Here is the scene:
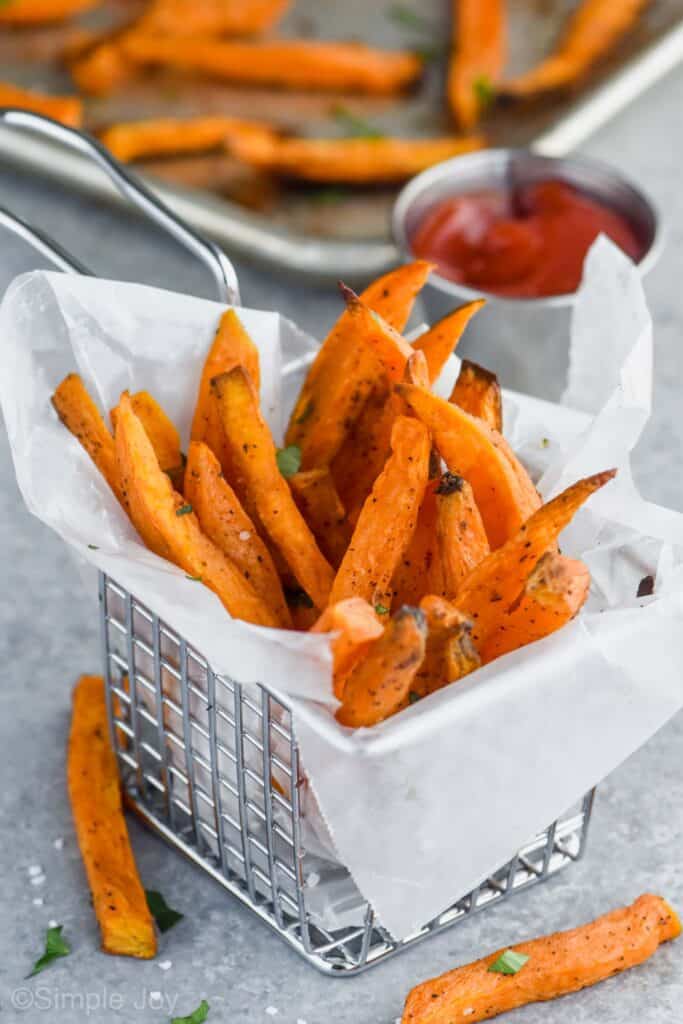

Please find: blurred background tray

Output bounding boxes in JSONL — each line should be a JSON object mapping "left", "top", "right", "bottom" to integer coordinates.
{"left": 2, "top": 0, "right": 683, "bottom": 282}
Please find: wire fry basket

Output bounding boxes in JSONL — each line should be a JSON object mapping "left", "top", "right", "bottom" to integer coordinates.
{"left": 100, "top": 574, "right": 594, "bottom": 975}
{"left": 2, "top": 109, "right": 595, "bottom": 976}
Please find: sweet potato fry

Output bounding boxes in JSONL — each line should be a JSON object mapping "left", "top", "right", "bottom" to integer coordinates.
{"left": 100, "top": 116, "right": 274, "bottom": 163}
{"left": 336, "top": 606, "right": 427, "bottom": 727}
{"left": 185, "top": 442, "right": 291, "bottom": 627}
{"left": 391, "top": 480, "right": 444, "bottom": 608}
{"left": 52, "top": 373, "right": 122, "bottom": 502}
{"left": 312, "top": 597, "right": 384, "bottom": 700}
{"left": 139, "top": 0, "right": 290, "bottom": 37}
{"left": 115, "top": 393, "right": 279, "bottom": 627}
{"left": 0, "top": 82, "right": 82, "bottom": 128}
{"left": 112, "top": 390, "right": 184, "bottom": 491}
{"left": 435, "top": 472, "right": 490, "bottom": 597}
{"left": 341, "top": 287, "right": 415, "bottom": 382}
{"left": 402, "top": 893, "right": 680, "bottom": 1024}
{"left": 397, "top": 383, "right": 540, "bottom": 548}
{"left": 412, "top": 595, "right": 479, "bottom": 698}
{"left": 122, "top": 37, "right": 423, "bottom": 95}
{"left": 455, "top": 469, "right": 616, "bottom": 645}
{"left": 449, "top": 359, "right": 503, "bottom": 432}
{"left": 357, "top": 261, "right": 435, "bottom": 333}
{"left": 331, "top": 350, "right": 428, "bottom": 523}
{"left": 501, "top": 0, "right": 648, "bottom": 99}
{"left": 286, "top": 262, "right": 431, "bottom": 469}
{"left": 411, "top": 300, "right": 485, "bottom": 384}
{"left": 230, "top": 132, "right": 485, "bottom": 184}
{"left": 330, "top": 415, "right": 431, "bottom": 608}
{"left": 0, "top": 0, "right": 98, "bottom": 24}
{"left": 404, "top": 349, "right": 431, "bottom": 388}
{"left": 288, "top": 467, "right": 352, "bottom": 569}
{"left": 288, "top": 594, "right": 319, "bottom": 631}
{"left": 192, "top": 308, "right": 261, "bottom": 446}
{"left": 69, "top": 36, "right": 134, "bottom": 97}
{"left": 212, "top": 368, "right": 334, "bottom": 610}
{"left": 331, "top": 387, "right": 398, "bottom": 526}
{"left": 481, "top": 552, "right": 590, "bottom": 663}
{"left": 68, "top": 675, "right": 157, "bottom": 958}
{"left": 448, "top": 0, "right": 506, "bottom": 130}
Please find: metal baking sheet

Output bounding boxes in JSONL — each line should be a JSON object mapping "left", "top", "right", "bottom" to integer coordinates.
{"left": 1, "top": 0, "right": 682, "bottom": 282}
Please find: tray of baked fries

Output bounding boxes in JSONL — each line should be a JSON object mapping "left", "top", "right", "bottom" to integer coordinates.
{"left": 3, "top": 181, "right": 683, "bottom": 982}
{"left": 1, "top": 0, "right": 683, "bottom": 278}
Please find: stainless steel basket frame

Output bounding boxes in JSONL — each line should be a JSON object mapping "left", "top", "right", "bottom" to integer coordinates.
{"left": 2, "top": 111, "right": 594, "bottom": 975}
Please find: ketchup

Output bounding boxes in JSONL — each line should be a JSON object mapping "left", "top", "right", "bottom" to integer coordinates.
{"left": 411, "top": 180, "right": 644, "bottom": 299}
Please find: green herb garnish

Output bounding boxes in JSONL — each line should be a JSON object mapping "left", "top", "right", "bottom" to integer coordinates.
{"left": 186, "top": 574, "right": 203, "bottom": 582}
{"left": 332, "top": 105, "right": 385, "bottom": 140}
{"left": 374, "top": 603, "right": 390, "bottom": 615}
{"left": 488, "top": 949, "right": 529, "bottom": 975}
{"left": 88, "top": 543, "right": 99, "bottom": 550}
{"left": 473, "top": 74, "right": 496, "bottom": 108}
{"left": 408, "top": 691, "right": 421, "bottom": 705}
{"left": 416, "top": 43, "right": 447, "bottom": 63}
{"left": 145, "top": 889, "right": 184, "bottom": 933}
{"left": 540, "top": 437, "right": 550, "bottom": 448}
{"left": 276, "top": 444, "right": 302, "bottom": 478}
{"left": 175, "top": 503, "right": 193, "bottom": 516}
{"left": 172, "top": 1000, "right": 210, "bottom": 1024}
{"left": 27, "top": 925, "right": 70, "bottom": 978}
{"left": 387, "top": 3, "right": 431, "bottom": 31}
{"left": 309, "top": 188, "right": 348, "bottom": 207}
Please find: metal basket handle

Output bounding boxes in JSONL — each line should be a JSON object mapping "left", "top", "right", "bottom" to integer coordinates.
{"left": 0, "top": 108, "right": 240, "bottom": 304}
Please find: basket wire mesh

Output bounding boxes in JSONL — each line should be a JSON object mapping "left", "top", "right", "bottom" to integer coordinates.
{"left": 100, "top": 573, "right": 594, "bottom": 976}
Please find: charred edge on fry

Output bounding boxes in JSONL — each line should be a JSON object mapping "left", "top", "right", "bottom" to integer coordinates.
{"left": 435, "top": 471, "right": 465, "bottom": 496}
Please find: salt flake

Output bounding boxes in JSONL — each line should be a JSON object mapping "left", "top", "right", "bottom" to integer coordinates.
{"left": 265, "top": 1008, "right": 279, "bottom": 1017}
{"left": 30, "top": 874, "right": 46, "bottom": 886}
{"left": 28, "top": 865, "right": 43, "bottom": 877}
{"left": 239, "top": 530, "right": 251, "bottom": 541}
{"left": 158, "top": 960, "right": 173, "bottom": 971}
{"left": 53, "top": 837, "right": 64, "bottom": 850}
{"left": 306, "top": 872, "right": 320, "bottom": 888}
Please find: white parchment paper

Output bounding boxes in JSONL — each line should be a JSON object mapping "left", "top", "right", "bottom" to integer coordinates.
{"left": 2, "top": 237, "right": 683, "bottom": 940}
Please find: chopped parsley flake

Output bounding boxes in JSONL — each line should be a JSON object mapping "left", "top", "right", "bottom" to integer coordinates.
{"left": 172, "top": 1000, "right": 210, "bottom": 1024}
{"left": 332, "top": 105, "right": 385, "bottom": 140}
{"left": 146, "top": 889, "right": 184, "bottom": 933}
{"left": 473, "top": 74, "right": 496, "bottom": 107}
{"left": 27, "top": 925, "right": 70, "bottom": 978}
{"left": 276, "top": 444, "right": 302, "bottom": 478}
{"left": 387, "top": 3, "right": 431, "bottom": 31}
{"left": 488, "top": 949, "right": 529, "bottom": 975}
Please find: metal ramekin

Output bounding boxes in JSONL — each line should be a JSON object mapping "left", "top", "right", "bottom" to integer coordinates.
{"left": 392, "top": 149, "right": 663, "bottom": 399}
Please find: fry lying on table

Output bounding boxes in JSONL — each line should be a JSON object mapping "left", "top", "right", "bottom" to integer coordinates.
{"left": 402, "top": 894, "right": 680, "bottom": 1023}
{"left": 52, "top": 261, "right": 615, "bottom": 728}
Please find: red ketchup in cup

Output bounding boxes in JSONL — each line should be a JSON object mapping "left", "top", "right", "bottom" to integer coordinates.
{"left": 411, "top": 179, "right": 645, "bottom": 299}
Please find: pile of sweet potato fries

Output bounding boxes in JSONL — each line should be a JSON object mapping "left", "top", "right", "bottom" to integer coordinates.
{"left": 0, "top": 0, "right": 650, "bottom": 186}
{"left": 52, "top": 261, "right": 615, "bottom": 727}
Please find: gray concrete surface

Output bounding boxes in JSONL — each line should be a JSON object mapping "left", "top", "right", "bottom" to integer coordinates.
{"left": 1, "top": 64, "right": 683, "bottom": 1024}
